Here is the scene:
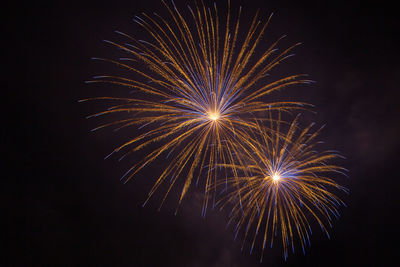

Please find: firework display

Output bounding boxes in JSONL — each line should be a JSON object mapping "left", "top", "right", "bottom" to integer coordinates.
{"left": 84, "top": 0, "right": 310, "bottom": 213}
{"left": 84, "top": 0, "right": 346, "bottom": 260}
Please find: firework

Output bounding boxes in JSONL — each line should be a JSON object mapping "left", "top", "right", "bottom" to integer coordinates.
{"left": 83, "top": 0, "right": 311, "bottom": 212}
{"left": 216, "top": 114, "right": 348, "bottom": 260}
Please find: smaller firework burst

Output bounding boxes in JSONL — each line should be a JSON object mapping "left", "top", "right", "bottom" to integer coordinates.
{"left": 215, "top": 113, "right": 348, "bottom": 261}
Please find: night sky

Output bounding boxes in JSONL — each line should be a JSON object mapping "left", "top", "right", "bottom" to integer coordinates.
{"left": 5, "top": 0, "right": 400, "bottom": 266}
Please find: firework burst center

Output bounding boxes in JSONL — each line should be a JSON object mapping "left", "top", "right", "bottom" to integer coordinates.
{"left": 208, "top": 112, "right": 220, "bottom": 121}
{"left": 272, "top": 172, "right": 281, "bottom": 182}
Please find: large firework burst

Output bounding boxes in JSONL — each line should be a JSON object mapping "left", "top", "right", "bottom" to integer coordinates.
{"left": 216, "top": 114, "right": 348, "bottom": 260}
{"left": 83, "top": 0, "right": 311, "bottom": 212}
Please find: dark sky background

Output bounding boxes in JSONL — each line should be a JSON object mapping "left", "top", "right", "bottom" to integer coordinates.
{"left": 5, "top": 0, "right": 400, "bottom": 266}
